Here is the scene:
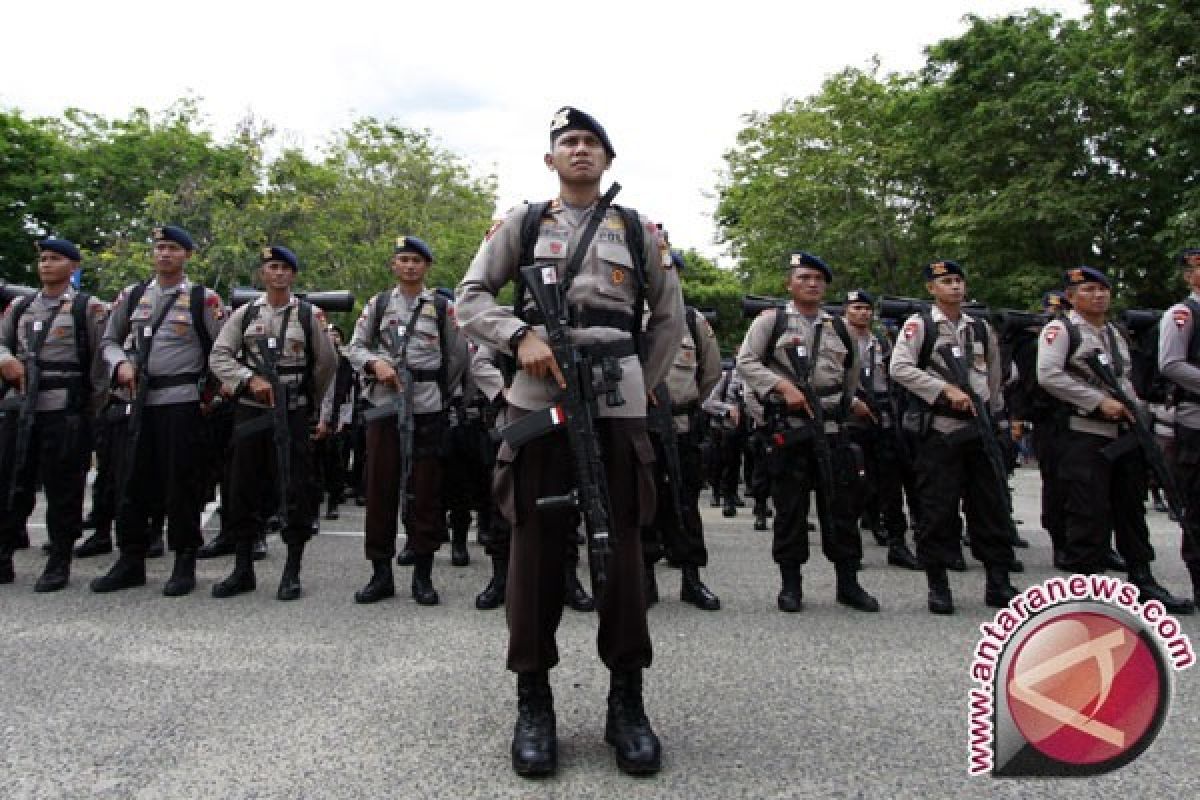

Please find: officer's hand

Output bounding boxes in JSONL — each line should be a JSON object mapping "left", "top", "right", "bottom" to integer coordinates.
{"left": 371, "top": 359, "right": 401, "bottom": 390}
{"left": 850, "top": 397, "right": 877, "bottom": 423}
{"left": 728, "top": 407, "right": 741, "bottom": 427}
{"left": 647, "top": 390, "right": 659, "bottom": 407}
{"left": 517, "top": 334, "right": 566, "bottom": 390}
{"left": 314, "top": 421, "right": 330, "bottom": 440}
{"left": 941, "top": 385, "right": 974, "bottom": 414}
{"left": 775, "top": 381, "right": 812, "bottom": 416}
{"left": 0, "top": 359, "right": 25, "bottom": 393}
{"left": 1098, "top": 397, "right": 1133, "bottom": 423}
{"left": 115, "top": 361, "right": 137, "bottom": 393}
{"left": 247, "top": 375, "right": 274, "bottom": 406}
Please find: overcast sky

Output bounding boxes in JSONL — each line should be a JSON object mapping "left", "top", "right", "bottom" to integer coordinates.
{"left": 3, "top": 0, "right": 1085, "bottom": 262}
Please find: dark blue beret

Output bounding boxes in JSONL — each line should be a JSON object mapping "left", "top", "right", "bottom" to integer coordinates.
{"left": 1064, "top": 266, "right": 1110, "bottom": 289}
{"left": 1180, "top": 248, "right": 1200, "bottom": 268}
{"left": 152, "top": 225, "right": 195, "bottom": 251}
{"left": 670, "top": 250, "right": 687, "bottom": 272}
{"left": 845, "top": 289, "right": 874, "bottom": 306}
{"left": 550, "top": 106, "right": 615, "bottom": 159}
{"left": 786, "top": 251, "right": 832, "bottom": 281}
{"left": 923, "top": 260, "right": 964, "bottom": 281}
{"left": 260, "top": 245, "right": 299, "bottom": 271}
{"left": 1041, "top": 290, "right": 1069, "bottom": 312}
{"left": 395, "top": 235, "right": 434, "bottom": 262}
{"left": 434, "top": 286, "right": 455, "bottom": 301}
{"left": 37, "top": 238, "right": 81, "bottom": 262}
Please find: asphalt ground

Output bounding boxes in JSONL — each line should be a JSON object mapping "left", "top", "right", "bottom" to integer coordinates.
{"left": 2, "top": 465, "right": 1198, "bottom": 799}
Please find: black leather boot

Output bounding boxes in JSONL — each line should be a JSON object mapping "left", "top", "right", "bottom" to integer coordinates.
{"left": 252, "top": 532, "right": 268, "bottom": 561}
{"left": 680, "top": 565, "right": 720, "bottom": 610}
{"left": 211, "top": 543, "right": 256, "bottom": 598}
{"left": 451, "top": 526, "right": 470, "bottom": 567}
{"left": 162, "top": 550, "right": 197, "bottom": 597}
{"left": 1104, "top": 548, "right": 1127, "bottom": 572}
{"left": 1128, "top": 563, "right": 1195, "bottom": 615}
{"left": 709, "top": 489, "right": 721, "bottom": 508}
{"left": 887, "top": 541, "right": 920, "bottom": 570}
{"left": 411, "top": 553, "right": 439, "bottom": 605}
{"left": 396, "top": 544, "right": 416, "bottom": 566}
{"left": 753, "top": 507, "right": 769, "bottom": 531}
{"left": 17, "top": 529, "right": 31, "bottom": 549}
{"left": 146, "top": 533, "right": 165, "bottom": 559}
{"left": 355, "top": 559, "right": 396, "bottom": 604}
{"left": 605, "top": 670, "right": 662, "bottom": 776}
{"left": 926, "top": 566, "right": 954, "bottom": 615}
{"left": 948, "top": 549, "right": 968, "bottom": 572}
{"left": 90, "top": 555, "right": 147, "bottom": 593}
{"left": 74, "top": 531, "right": 113, "bottom": 558}
{"left": 34, "top": 550, "right": 71, "bottom": 593}
{"left": 721, "top": 497, "right": 737, "bottom": 518}
{"left": 1190, "top": 564, "right": 1200, "bottom": 607}
{"left": 984, "top": 563, "right": 1019, "bottom": 609}
{"left": 644, "top": 564, "right": 659, "bottom": 607}
{"left": 835, "top": 561, "right": 880, "bottom": 612}
{"left": 324, "top": 498, "right": 339, "bottom": 520}
{"left": 475, "top": 556, "right": 507, "bottom": 610}
{"left": 277, "top": 542, "right": 304, "bottom": 601}
{"left": 0, "top": 551, "right": 13, "bottom": 584}
{"left": 511, "top": 671, "right": 556, "bottom": 777}
{"left": 777, "top": 562, "right": 802, "bottom": 612}
{"left": 564, "top": 564, "right": 594, "bottom": 612}
{"left": 197, "top": 531, "right": 236, "bottom": 559}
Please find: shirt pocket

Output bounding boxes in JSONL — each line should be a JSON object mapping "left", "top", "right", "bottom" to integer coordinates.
{"left": 593, "top": 241, "right": 637, "bottom": 305}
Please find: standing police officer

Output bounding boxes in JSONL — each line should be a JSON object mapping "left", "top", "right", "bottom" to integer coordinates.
{"left": 456, "top": 106, "right": 682, "bottom": 777}
{"left": 207, "top": 246, "right": 337, "bottom": 600}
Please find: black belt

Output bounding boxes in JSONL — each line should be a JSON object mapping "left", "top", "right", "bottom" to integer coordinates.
{"left": 520, "top": 308, "right": 636, "bottom": 333}
{"left": 1177, "top": 389, "right": 1200, "bottom": 405}
{"left": 278, "top": 365, "right": 306, "bottom": 376}
{"left": 36, "top": 359, "right": 82, "bottom": 371}
{"left": 932, "top": 406, "right": 974, "bottom": 421}
{"left": 671, "top": 402, "right": 698, "bottom": 416}
{"left": 409, "top": 368, "right": 441, "bottom": 383}
{"left": 39, "top": 375, "right": 84, "bottom": 392}
{"left": 146, "top": 372, "right": 201, "bottom": 390}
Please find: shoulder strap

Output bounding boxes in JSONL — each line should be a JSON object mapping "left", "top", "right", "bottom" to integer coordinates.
{"left": 613, "top": 204, "right": 647, "bottom": 353}
{"left": 1185, "top": 298, "right": 1200, "bottom": 363}
{"left": 299, "top": 299, "right": 314, "bottom": 373}
{"left": 6, "top": 294, "right": 37, "bottom": 355}
{"left": 685, "top": 306, "right": 699, "bottom": 348}
{"left": 1103, "top": 322, "right": 1126, "bottom": 377}
{"left": 433, "top": 292, "right": 449, "bottom": 397}
{"left": 190, "top": 285, "right": 213, "bottom": 355}
{"left": 969, "top": 317, "right": 990, "bottom": 362}
{"left": 916, "top": 310, "right": 937, "bottom": 370}
{"left": 126, "top": 280, "right": 149, "bottom": 320}
{"left": 829, "top": 315, "right": 854, "bottom": 367}
{"left": 762, "top": 307, "right": 789, "bottom": 366}
{"left": 240, "top": 303, "right": 262, "bottom": 336}
{"left": 515, "top": 202, "right": 552, "bottom": 323}
{"left": 368, "top": 290, "right": 391, "bottom": 349}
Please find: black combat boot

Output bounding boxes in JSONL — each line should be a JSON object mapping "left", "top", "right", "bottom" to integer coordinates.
{"left": 1104, "top": 548, "right": 1127, "bottom": 572}
{"left": 74, "top": 530, "right": 113, "bottom": 558}
{"left": 34, "top": 550, "right": 71, "bottom": 593}
{"left": 411, "top": 553, "right": 439, "bottom": 605}
{"left": 709, "top": 489, "right": 721, "bottom": 508}
{"left": 564, "top": 564, "right": 594, "bottom": 612}
{"left": 605, "top": 669, "right": 662, "bottom": 776}
{"left": 777, "top": 562, "right": 802, "bottom": 612}
{"left": 753, "top": 505, "right": 769, "bottom": 531}
{"left": 680, "top": 565, "right": 720, "bottom": 611}
{"left": 276, "top": 542, "right": 304, "bottom": 601}
{"left": 0, "top": 551, "right": 13, "bottom": 584}
{"left": 82, "top": 511, "right": 98, "bottom": 530}
{"left": 1190, "top": 564, "right": 1200, "bottom": 608}
{"left": 211, "top": 542, "right": 256, "bottom": 598}
{"left": 90, "top": 555, "right": 147, "bottom": 593}
{"left": 511, "top": 671, "right": 556, "bottom": 777}
{"left": 355, "top": 559, "right": 396, "bottom": 604}
{"left": 948, "top": 549, "right": 968, "bottom": 572}
{"left": 146, "top": 534, "right": 165, "bottom": 559}
{"left": 252, "top": 532, "right": 268, "bottom": 561}
{"left": 721, "top": 496, "right": 737, "bottom": 518}
{"left": 926, "top": 566, "right": 954, "bottom": 614}
{"left": 835, "top": 561, "right": 881, "bottom": 612}
{"left": 162, "top": 550, "right": 197, "bottom": 597}
{"left": 197, "top": 531, "right": 236, "bottom": 559}
{"left": 324, "top": 498, "right": 339, "bottom": 521}
{"left": 475, "top": 556, "right": 507, "bottom": 610}
{"left": 17, "top": 529, "right": 31, "bottom": 550}
{"left": 644, "top": 564, "right": 659, "bottom": 607}
{"left": 887, "top": 540, "right": 920, "bottom": 570}
{"left": 451, "top": 525, "right": 470, "bottom": 567}
{"left": 984, "top": 563, "right": 1019, "bottom": 609}
{"left": 396, "top": 544, "right": 416, "bottom": 566}
{"left": 1128, "top": 563, "right": 1195, "bottom": 615}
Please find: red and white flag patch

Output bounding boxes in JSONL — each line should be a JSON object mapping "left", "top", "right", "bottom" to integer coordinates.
{"left": 1173, "top": 309, "right": 1190, "bottom": 329}
{"left": 902, "top": 321, "right": 918, "bottom": 340}
{"left": 1044, "top": 327, "right": 1059, "bottom": 344}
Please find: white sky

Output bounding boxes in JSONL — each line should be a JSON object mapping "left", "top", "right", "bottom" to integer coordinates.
{"left": 2, "top": 0, "right": 1086, "bottom": 262}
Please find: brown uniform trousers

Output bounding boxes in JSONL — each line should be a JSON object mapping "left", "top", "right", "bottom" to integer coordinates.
{"left": 364, "top": 412, "right": 446, "bottom": 560}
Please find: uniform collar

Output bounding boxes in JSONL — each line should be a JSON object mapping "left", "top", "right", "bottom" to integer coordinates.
{"left": 149, "top": 276, "right": 192, "bottom": 294}
{"left": 37, "top": 287, "right": 74, "bottom": 305}
{"left": 253, "top": 293, "right": 297, "bottom": 310}
{"left": 1067, "top": 308, "right": 1107, "bottom": 332}
{"left": 785, "top": 302, "right": 828, "bottom": 320}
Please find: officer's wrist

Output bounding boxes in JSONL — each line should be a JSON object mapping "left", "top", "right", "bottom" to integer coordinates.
{"left": 508, "top": 325, "right": 532, "bottom": 354}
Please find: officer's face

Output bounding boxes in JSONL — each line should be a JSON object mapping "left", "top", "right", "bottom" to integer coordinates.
{"left": 545, "top": 131, "right": 610, "bottom": 185}
{"left": 786, "top": 267, "right": 826, "bottom": 305}
{"left": 260, "top": 260, "right": 296, "bottom": 290}
{"left": 391, "top": 252, "right": 430, "bottom": 285}
{"left": 153, "top": 241, "right": 190, "bottom": 274}
{"left": 844, "top": 302, "right": 873, "bottom": 329}
{"left": 1185, "top": 264, "right": 1200, "bottom": 293}
{"left": 1068, "top": 282, "right": 1110, "bottom": 315}
{"left": 927, "top": 275, "right": 965, "bottom": 304}
{"left": 37, "top": 251, "right": 76, "bottom": 286}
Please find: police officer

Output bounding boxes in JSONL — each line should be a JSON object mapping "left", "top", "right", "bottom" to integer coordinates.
{"left": 207, "top": 246, "right": 337, "bottom": 600}
{"left": 890, "top": 260, "right": 1018, "bottom": 614}
{"left": 1160, "top": 248, "right": 1200, "bottom": 603}
{"left": 318, "top": 325, "right": 355, "bottom": 521}
{"left": 736, "top": 252, "right": 880, "bottom": 614}
{"left": 346, "top": 235, "right": 467, "bottom": 606}
{"left": 843, "top": 290, "right": 920, "bottom": 570}
{"left": 0, "top": 238, "right": 108, "bottom": 590}
{"left": 91, "top": 225, "right": 224, "bottom": 596}
{"left": 456, "top": 106, "right": 681, "bottom": 777}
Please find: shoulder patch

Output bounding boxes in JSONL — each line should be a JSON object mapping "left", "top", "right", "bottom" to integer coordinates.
{"left": 902, "top": 320, "right": 918, "bottom": 340}
{"left": 314, "top": 307, "right": 327, "bottom": 324}
{"left": 1044, "top": 326, "right": 1060, "bottom": 344}
{"left": 484, "top": 219, "right": 503, "bottom": 242}
{"left": 1173, "top": 308, "right": 1190, "bottom": 328}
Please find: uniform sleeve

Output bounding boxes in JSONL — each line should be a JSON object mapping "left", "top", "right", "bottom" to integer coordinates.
{"left": 208, "top": 305, "right": 252, "bottom": 393}
{"left": 1036, "top": 320, "right": 1105, "bottom": 413}
{"left": 456, "top": 208, "right": 528, "bottom": 353}
{"left": 469, "top": 343, "right": 506, "bottom": 403}
{"left": 309, "top": 307, "right": 338, "bottom": 404}
{"left": 100, "top": 286, "right": 133, "bottom": 380}
{"left": 702, "top": 371, "right": 733, "bottom": 417}
{"left": 0, "top": 301, "right": 19, "bottom": 366}
{"left": 695, "top": 315, "right": 722, "bottom": 402}
{"left": 87, "top": 298, "right": 111, "bottom": 413}
{"left": 1159, "top": 304, "right": 1200, "bottom": 396}
{"left": 633, "top": 214, "right": 684, "bottom": 392}
{"left": 736, "top": 311, "right": 786, "bottom": 399}
{"left": 888, "top": 314, "right": 945, "bottom": 405}
{"left": 202, "top": 290, "right": 226, "bottom": 349}
{"left": 984, "top": 321, "right": 1005, "bottom": 413}
{"left": 345, "top": 294, "right": 385, "bottom": 375}
{"left": 441, "top": 303, "right": 469, "bottom": 401}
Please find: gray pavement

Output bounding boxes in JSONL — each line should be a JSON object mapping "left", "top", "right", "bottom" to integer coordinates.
{"left": 2, "top": 465, "right": 1199, "bottom": 798}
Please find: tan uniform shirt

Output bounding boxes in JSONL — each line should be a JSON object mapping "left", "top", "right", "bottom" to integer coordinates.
{"left": 664, "top": 309, "right": 721, "bottom": 433}
{"left": 1159, "top": 293, "right": 1200, "bottom": 430}
{"left": 1037, "top": 309, "right": 1136, "bottom": 439}
{"left": 456, "top": 200, "right": 684, "bottom": 418}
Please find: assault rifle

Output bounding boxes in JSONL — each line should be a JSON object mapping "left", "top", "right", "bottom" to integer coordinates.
{"left": 361, "top": 326, "right": 416, "bottom": 521}
{"left": 233, "top": 325, "right": 293, "bottom": 534}
{"left": 5, "top": 294, "right": 59, "bottom": 506}
{"left": 646, "top": 382, "right": 686, "bottom": 533}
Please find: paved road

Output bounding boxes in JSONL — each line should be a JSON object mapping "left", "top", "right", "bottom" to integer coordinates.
{"left": 2, "top": 466, "right": 1198, "bottom": 798}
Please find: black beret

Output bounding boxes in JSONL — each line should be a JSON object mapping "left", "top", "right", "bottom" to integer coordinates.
{"left": 152, "top": 225, "right": 195, "bottom": 251}
{"left": 845, "top": 289, "right": 874, "bottom": 306}
{"left": 1064, "top": 266, "right": 1110, "bottom": 289}
{"left": 435, "top": 286, "right": 455, "bottom": 301}
{"left": 1041, "top": 290, "right": 1069, "bottom": 312}
{"left": 394, "top": 235, "right": 434, "bottom": 262}
{"left": 37, "top": 237, "right": 81, "bottom": 262}
{"left": 550, "top": 106, "right": 615, "bottom": 159}
{"left": 924, "top": 259, "right": 965, "bottom": 280}
{"left": 260, "top": 245, "right": 299, "bottom": 271}
{"left": 786, "top": 251, "right": 832, "bottom": 281}
{"left": 1180, "top": 248, "right": 1200, "bottom": 268}
{"left": 670, "top": 250, "right": 687, "bottom": 272}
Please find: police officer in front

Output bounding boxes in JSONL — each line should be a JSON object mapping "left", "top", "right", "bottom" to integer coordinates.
{"left": 736, "top": 253, "right": 880, "bottom": 614}
{"left": 346, "top": 235, "right": 466, "bottom": 606}
{"left": 91, "top": 225, "right": 225, "bottom": 596}
{"left": 208, "top": 246, "right": 337, "bottom": 600}
{"left": 1160, "top": 247, "right": 1200, "bottom": 604}
{"left": 0, "top": 238, "right": 108, "bottom": 590}
{"left": 890, "top": 259, "right": 1018, "bottom": 614}
{"left": 456, "top": 107, "right": 682, "bottom": 777}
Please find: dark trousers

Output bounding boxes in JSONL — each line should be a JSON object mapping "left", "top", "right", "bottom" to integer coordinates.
{"left": 364, "top": 412, "right": 445, "bottom": 560}
{"left": 1033, "top": 418, "right": 1065, "bottom": 551}
{"left": 88, "top": 411, "right": 117, "bottom": 529}
{"left": 114, "top": 402, "right": 205, "bottom": 556}
{"left": 318, "top": 430, "right": 348, "bottom": 504}
{"left": 850, "top": 425, "right": 908, "bottom": 541}
{"left": 226, "top": 405, "right": 320, "bottom": 546}
{"left": 914, "top": 430, "right": 1015, "bottom": 570}
{"left": 443, "top": 417, "right": 494, "bottom": 538}
{"left": 496, "top": 417, "right": 655, "bottom": 674}
{"left": 719, "top": 427, "right": 747, "bottom": 501}
{"left": 643, "top": 429, "right": 708, "bottom": 567}
{"left": 1177, "top": 425, "right": 1200, "bottom": 568}
{"left": 0, "top": 410, "right": 90, "bottom": 555}
{"left": 1058, "top": 429, "right": 1155, "bottom": 572}
{"left": 766, "top": 430, "right": 863, "bottom": 566}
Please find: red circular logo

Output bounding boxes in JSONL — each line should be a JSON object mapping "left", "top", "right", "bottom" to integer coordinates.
{"left": 1005, "top": 611, "right": 1165, "bottom": 767}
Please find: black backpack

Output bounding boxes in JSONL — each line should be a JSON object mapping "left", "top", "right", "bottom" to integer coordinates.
{"left": 1005, "top": 321, "right": 1079, "bottom": 422}
{"left": 1127, "top": 299, "right": 1200, "bottom": 404}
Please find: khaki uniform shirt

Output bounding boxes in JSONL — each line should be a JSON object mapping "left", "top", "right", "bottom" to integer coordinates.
{"left": 1037, "top": 309, "right": 1136, "bottom": 439}
{"left": 455, "top": 200, "right": 684, "bottom": 418}
{"left": 664, "top": 309, "right": 721, "bottom": 433}
{"left": 846, "top": 328, "right": 891, "bottom": 430}
{"left": 1159, "top": 292, "right": 1200, "bottom": 430}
